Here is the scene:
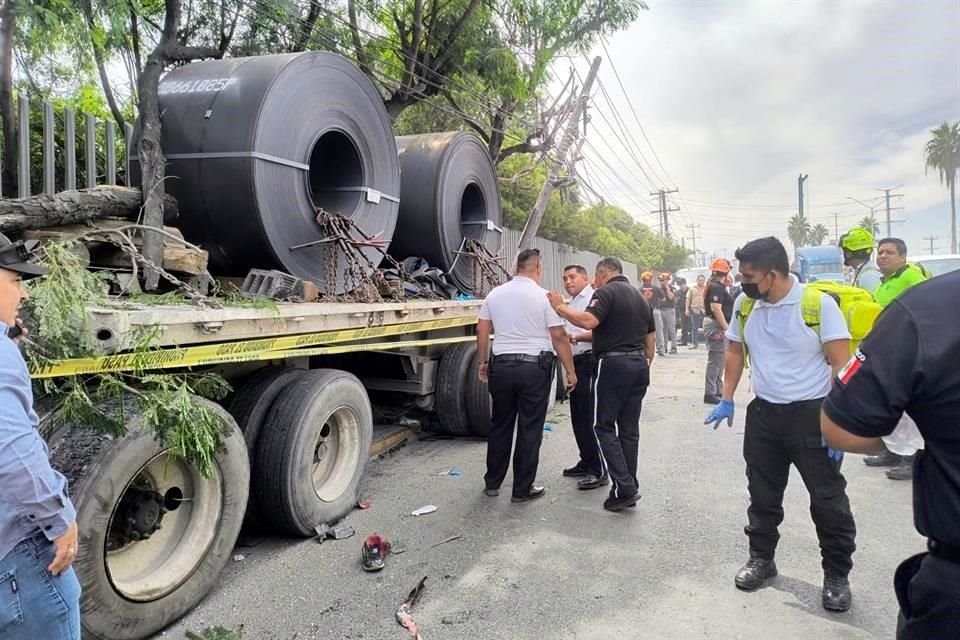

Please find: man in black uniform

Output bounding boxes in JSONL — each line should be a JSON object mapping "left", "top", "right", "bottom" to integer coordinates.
{"left": 821, "top": 270, "right": 960, "bottom": 639}
{"left": 548, "top": 257, "right": 657, "bottom": 512}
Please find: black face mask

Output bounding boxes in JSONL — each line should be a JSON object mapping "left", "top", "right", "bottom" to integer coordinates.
{"left": 740, "top": 273, "right": 772, "bottom": 301}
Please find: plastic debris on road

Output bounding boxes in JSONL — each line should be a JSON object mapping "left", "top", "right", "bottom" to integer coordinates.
{"left": 543, "top": 424, "right": 554, "bottom": 432}
{"left": 314, "top": 523, "right": 356, "bottom": 543}
{"left": 396, "top": 576, "right": 427, "bottom": 639}
{"left": 232, "top": 554, "right": 245, "bottom": 562}
{"left": 356, "top": 500, "right": 372, "bottom": 510}
{"left": 411, "top": 505, "right": 437, "bottom": 516}
{"left": 436, "top": 468, "right": 462, "bottom": 476}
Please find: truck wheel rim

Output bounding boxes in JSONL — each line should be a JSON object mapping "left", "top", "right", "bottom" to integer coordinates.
{"left": 105, "top": 453, "right": 224, "bottom": 602}
{"left": 312, "top": 405, "right": 361, "bottom": 502}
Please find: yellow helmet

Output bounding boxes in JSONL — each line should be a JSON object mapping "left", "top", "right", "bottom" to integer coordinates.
{"left": 841, "top": 227, "right": 875, "bottom": 252}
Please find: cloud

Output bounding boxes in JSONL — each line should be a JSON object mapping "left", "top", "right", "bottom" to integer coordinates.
{"left": 576, "top": 0, "right": 960, "bottom": 256}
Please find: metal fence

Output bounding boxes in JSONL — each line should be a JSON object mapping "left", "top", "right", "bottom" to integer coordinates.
{"left": 2, "top": 95, "right": 133, "bottom": 198}
{"left": 500, "top": 228, "right": 639, "bottom": 291}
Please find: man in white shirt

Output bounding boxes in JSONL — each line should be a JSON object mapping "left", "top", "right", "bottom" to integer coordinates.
{"left": 477, "top": 249, "right": 577, "bottom": 503}
{"left": 704, "top": 236, "right": 858, "bottom": 612}
{"left": 558, "top": 264, "right": 604, "bottom": 489}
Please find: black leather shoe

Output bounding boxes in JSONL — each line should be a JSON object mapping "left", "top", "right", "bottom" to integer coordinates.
{"left": 603, "top": 492, "right": 640, "bottom": 512}
{"left": 864, "top": 450, "right": 901, "bottom": 467}
{"left": 734, "top": 558, "right": 778, "bottom": 591}
{"left": 484, "top": 488, "right": 500, "bottom": 497}
{"left": 704, "top": 394, "right": 721, "bottom": 405}
{"left": 577, "top": 474, "right": 609, "bottom": 490}
{"left": 822, "top": 574, "right": 852, "bottom": 612}
{"left": 511, "top": 486, "right": 545, "bottom": 503}
{"left": 886, "top": 457, "right": 914, "bottom": 481}
{"left": 563, "top": 463, "right": 588, "bottom": 477}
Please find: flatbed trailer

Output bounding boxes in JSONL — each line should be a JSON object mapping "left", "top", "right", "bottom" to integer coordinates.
{"left": 41, "top": 297, "right": 491, "bottom": 640}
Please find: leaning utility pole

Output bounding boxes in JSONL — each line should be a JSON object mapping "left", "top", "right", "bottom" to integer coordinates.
{"left": 650, "top": 188, "right": 679, "bottom": 238}
{"left": 878, "top": 186, "right": 904, "bottom": 237}
{"left": 798, "top": 174, "right": 808, "bottom": 220}
{"left": 518, "top": 56, "right": 602, "bottom": 250}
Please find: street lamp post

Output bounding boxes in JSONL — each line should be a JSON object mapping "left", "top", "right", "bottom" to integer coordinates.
{"left": 845, "top": 196, "right": 882, "bottom": 234}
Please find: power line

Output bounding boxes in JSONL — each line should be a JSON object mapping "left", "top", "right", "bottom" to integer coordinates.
{"left": 924, "top": 235, "right": 939, "bottom": 255}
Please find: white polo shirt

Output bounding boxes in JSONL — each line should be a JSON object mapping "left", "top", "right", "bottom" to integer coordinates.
{"left": 564, "top": 284, "right": 595, "bottom": 356}
{"left": 479, "top": 276, "right": 564, "bottom": 356}
{"left": 726, "top": 276, "right": 850, "bottom": 404}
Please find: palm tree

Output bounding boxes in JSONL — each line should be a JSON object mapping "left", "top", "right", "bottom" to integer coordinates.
{"left": 787, "top": 214, "right": 811, "bottom": 247}
{"left": 924, "top": 121, "right": 960, "bottom": 253}
{"left": 809, "top": 223, "right": 830, "bottom": 246}
{"left": 858, "top": 216, "right": 880, "bottom": 236}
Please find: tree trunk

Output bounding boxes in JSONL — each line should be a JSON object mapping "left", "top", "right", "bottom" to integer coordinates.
{"left": 0, "top": 0, "right": 16, "bottom": 197}
{"left": 0, "top": 186, "right": 178, "bottom": 232}
{"left": 138, "top": 0, "right": 221, "bottom": 290}
{"left": 293, "top": 0, "right": 321, "bottom": 52}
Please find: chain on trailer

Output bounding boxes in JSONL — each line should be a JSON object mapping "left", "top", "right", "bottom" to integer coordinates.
{"left": 463, "top": 238, "right": 510, "bottom": 297}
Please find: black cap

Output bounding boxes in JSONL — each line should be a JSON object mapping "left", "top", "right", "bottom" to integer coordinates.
{"left": 0, "top": 233, "right": 48, "bottom": 279}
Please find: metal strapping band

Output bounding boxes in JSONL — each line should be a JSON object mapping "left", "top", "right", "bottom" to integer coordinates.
{"left": 132, "top": 151, "right": 310, "bottom": 171}
{"left": 319, "top": 187, "right": 401, "bottom": 204}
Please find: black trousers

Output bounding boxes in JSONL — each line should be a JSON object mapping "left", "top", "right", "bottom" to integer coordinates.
{"left": 895, "top": 550, "right": 960, "bottom": 639}
{"left": 743, "top": 398, "right": 857, "bottom": 575}
{"left": 569, "top": 353, "right": 601, "bottom": 476}
{"left": 485, "top": 358, "right": 552, "bottom": 496}
{"left": 594, "top": 354, "right": 649, "bottom": 499}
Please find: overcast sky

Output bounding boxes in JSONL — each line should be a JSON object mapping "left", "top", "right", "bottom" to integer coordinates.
{"left": 573, "top": 0, "right": 960, "bottom": 260}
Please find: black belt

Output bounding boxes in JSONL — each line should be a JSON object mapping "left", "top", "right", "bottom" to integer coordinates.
{"left": 599, "top": 349, "right": 644, "bottom": 358}
{"left": 753, "top": 397, "right": 823, "bottom": 415}
{"left": 573, "top": 351, "right": 594, "bottom": 360}
{"left": 493, "top": 353, "right": 540, "bottom": 363}
{"left": 928, "top": 540, "right": 960, "bottom": 564}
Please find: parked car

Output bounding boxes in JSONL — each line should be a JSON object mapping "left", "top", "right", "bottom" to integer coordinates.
{"left": 910, "top": 254, "right": 960, "bottom": 278}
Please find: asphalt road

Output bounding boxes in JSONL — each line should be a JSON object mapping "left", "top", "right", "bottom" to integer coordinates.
{"left": 163, "top": 347, "right": 922, "bottom": 640}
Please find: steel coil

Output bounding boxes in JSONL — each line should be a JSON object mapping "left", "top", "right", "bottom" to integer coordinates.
{"left": 392, "top": 132, "right": 502, "bottom": 293}
{"left": 135, "top": 52, "right": 400, "bottom": 293}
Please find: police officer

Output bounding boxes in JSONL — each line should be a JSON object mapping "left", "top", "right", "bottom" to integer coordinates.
{"left": 548, "top": 257, "right": 656, "bottom": 512}
{"left": 840, "top": 228, "right": 882, "bottom": 293}
{"left": 703, "top": 258, "right": 734, "bottom": 405}
{"left": 558, "top": 265, "right": 604, "bottom": 489}
{"left": 821, "top": 270, "right": 960, "bottom": 639}
{"left": 704, "top": 236, "right": 857, "bottom": 611}
{"left": 477, "top": 248, "right": 577, "bottom": 502}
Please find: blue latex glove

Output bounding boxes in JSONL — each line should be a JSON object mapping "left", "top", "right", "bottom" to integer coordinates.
{"left": 704, "top": 399, "right": 735, "bottom": 430}
{"left": 821, "top": 437, "right": 844, "bottom": 463}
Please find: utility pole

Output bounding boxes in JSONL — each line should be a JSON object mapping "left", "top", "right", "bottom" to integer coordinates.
{"left": 924, "top": 235, "right": 938, "bottom": 255}
{"left": 650, "top": 188, "right": 679, "bottom": 238}
{"left": 878, "top": 186, "right": 904, "bottom": 237}
{"left": 830, "top": 212, "right": 841, "bottom": 244}
{"left": 519, "top": 56, "right": 601, "bottom": 250}
{"left": 798, "top": 174, "right": 808, "bottom": 220}
{"left": 687, "top": 223, "right": 701, "bottom": 255}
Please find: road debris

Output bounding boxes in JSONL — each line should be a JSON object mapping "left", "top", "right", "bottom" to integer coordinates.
{"left": 430, "top": 534, "right": 462, "bottom": 548}
{"left": 411, "top": 505, "right": 437, "bottom": 516}
{"left": 356, "top": 500, "right": 372, "bottom": 510}
{"left": 314, "top": 523, "right": 356, "bottom": 543}
{"left": 396, "top": 576, "right": 427, "bottom": 639}
{"left": 436, "top": 467, "right": 462, "bottom": 476}
{"left": 543, "top": 424, "right": 554, "bottom": 432}
{"left": 231, "top": 554, "right": 245, "bottom": 562}
{"left": 362, "top": 534, "right": 391, "bottom": 572}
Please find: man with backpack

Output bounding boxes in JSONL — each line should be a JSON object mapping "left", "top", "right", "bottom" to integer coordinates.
{"left": 704, "top": 236, "right": 857, "bottom": 612}
{"left": 840, "top": 228, "right": 883, "bottom": 293}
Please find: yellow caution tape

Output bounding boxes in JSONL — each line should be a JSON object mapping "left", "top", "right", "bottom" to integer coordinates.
{"left": 31, "top": 315, "right": 477, "bottom": 378}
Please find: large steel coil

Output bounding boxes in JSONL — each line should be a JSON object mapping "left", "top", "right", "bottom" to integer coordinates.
{"left": 392, "top": 133, "right": 502, "bottom": 293}
{"left": 135, "top": 52, "right": 400, "bottom": 292}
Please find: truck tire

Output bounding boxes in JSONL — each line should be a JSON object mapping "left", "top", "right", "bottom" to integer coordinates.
{"left": 227, "top": 367, "right": 306, "bottom": 529}
{"left": 254, "top": 369, "right": 373, "bottom": 536}
{"left": 435, "top": 342, "right": 474, "bottom": 436}
{"left": 464, "top": 348, "right": 491, "bottom": 437}
{"left": 47, "top": 398, "right": 249, "bottom": 640}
